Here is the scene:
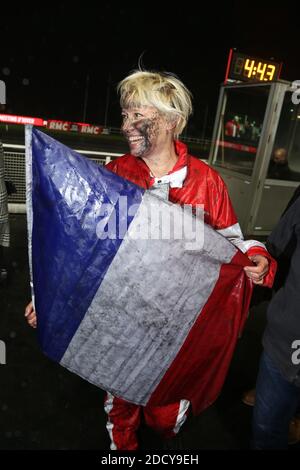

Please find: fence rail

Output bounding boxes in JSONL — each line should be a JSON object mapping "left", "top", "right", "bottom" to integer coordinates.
{"left": 4, "top": 139, "right": 211, "bottom": 214}
{"left": 3, "top": 144, "right": 122, "bottom": 214}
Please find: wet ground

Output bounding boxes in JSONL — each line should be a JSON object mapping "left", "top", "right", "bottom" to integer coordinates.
{"left": 0, "top": 214, "right": 299, "bottom": 451}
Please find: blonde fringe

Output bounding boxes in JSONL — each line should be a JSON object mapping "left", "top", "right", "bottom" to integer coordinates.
{"left": 117, "top": 70, "right": 193, "bottom": 136}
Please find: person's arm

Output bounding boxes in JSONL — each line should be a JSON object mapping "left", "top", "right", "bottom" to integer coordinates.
{"left": 209, "top": 172, "right": 276, "bottom": 287}
{"left": 216, "top": 223, "right": 275, "bottom": 286}
{"left": 266, "top": 196, "right": 300, "bottom": 259}
{"left": 25, "top": 301, "right": 37, "bottom": 328}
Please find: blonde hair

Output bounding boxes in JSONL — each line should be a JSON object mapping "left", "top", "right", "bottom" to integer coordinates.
{"left": 117, "top": 70, "right": 193, "bottom": 136}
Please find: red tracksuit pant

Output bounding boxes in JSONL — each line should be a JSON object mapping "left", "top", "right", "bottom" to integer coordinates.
{"left": 104, "top": 392, "right": 190, "bottom": 450}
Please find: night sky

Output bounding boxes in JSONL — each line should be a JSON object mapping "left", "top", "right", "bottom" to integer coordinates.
{"left": 1, "top": 1, "right": 299, "bottom": 137}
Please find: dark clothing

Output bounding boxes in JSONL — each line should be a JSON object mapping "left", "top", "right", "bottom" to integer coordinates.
{"left": 252, "top": 187, "right": 300, "bottom": 449}
{"left": 251, "top": 185, "right": 300, "bottom": 306}
{"left": 252, "top": 351, "right": 300, "bottom": 449}
{"left": 266, "top": 185, "right": 300, "bottom": 291}
{"left": 283, "top": 185, "right": 300, "bottom": 213}
{"left": 263, "top": 195, "right": 300, "bottom": 386}
{"left": 267, "top": 161, "right": 292, "bottom": 180}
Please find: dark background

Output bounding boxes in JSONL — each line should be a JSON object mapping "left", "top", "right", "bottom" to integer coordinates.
{"left": 1, "top": 3, "right": 300, "bottom": 450}
{"left": 1, "top": 1, "right": 299, "bottom": 138}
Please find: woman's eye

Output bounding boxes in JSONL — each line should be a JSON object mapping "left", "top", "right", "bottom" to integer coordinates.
{"left": 134, "top": 113, "right": 143, "bottom": 119}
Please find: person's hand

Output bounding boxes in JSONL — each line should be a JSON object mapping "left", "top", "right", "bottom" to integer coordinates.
{"left": 24, "top": 301, "right": 37, "bottom": 328}
{"left": 244, "top": 255, "right": 269, "bottom": 285}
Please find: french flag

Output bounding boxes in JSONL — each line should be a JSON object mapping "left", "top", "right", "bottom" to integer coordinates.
{"left": 25, "top": 127, "right": 253, "bottom": 415}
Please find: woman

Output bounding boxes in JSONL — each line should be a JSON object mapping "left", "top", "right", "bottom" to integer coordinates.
{"left": 25, "top": 69, "right": 275, "bottom": 450}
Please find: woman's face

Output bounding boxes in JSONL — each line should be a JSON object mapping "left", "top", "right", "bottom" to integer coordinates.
{"left": 121, "top": 105, "right": 168, "bottom": 158}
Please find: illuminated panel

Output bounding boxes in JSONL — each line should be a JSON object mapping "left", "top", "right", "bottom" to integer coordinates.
{"left": 0, "top": 114, "right": 46, "bottom": 126}
{"left": 227, "top": 52, "right": 282, "bottom": 83}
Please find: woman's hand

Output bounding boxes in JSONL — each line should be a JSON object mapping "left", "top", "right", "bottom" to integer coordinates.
{"left": 244, "top": 254, "right": 269, "bottom": 285}
{"left": 24, "top": 301, "right": 37, "bottom": 328}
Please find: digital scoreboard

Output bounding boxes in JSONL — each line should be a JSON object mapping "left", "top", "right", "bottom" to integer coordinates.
{"left": 225, "top": 50, "right": 282, "bottom": 83}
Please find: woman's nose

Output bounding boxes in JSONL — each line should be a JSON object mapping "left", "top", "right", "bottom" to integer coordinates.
{"left": 122, "top": 117, "right": 135, "bottom": 132}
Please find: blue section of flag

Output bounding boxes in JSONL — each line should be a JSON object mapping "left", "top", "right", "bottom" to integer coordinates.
{"left": 30, "top": 128, "right": 144, "bottom": 362}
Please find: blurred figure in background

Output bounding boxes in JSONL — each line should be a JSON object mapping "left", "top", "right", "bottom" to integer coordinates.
{"left": 225, "top": 115, "right": 240, "bottom": 138}
{"left": 268, "top": 147, "right": 292, "bottom": 180}
{"left": 0, "top": 138, "right": 10, "bottom": 283}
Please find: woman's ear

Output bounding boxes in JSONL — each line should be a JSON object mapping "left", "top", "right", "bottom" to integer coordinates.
{"left": 165, "top": 115, "right": 178, "bottom": 133}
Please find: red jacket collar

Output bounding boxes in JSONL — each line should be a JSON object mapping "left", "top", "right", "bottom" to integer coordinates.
{"left": 170, "top": 140, "right": 188, "bottom": 173}
{"left": 135, "top": 140, "right": 188, "bottom": 177}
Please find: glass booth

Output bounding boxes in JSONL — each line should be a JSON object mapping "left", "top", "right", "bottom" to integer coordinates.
{"left": 208, "top": 80, "right": 300, "bottom": 238}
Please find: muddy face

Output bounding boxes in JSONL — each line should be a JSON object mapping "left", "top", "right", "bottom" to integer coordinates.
{"left": 121, "top": 106, "right": 164, "bottom": 158}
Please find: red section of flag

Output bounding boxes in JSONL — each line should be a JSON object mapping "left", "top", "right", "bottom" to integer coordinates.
{"left": 148, "top": 249, "right": 253, "bottom": 414}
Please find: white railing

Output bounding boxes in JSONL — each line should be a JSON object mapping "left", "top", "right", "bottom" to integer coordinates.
{"left": 3, "top": 144, "right": 123, "bottom": 214}
{"left": 4, "top": 140, "right": 210, "bottom": 214}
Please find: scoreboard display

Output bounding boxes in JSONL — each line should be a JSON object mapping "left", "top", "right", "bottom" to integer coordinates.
{"left": 226, "top": 50, "right": 282, "bottom": 83}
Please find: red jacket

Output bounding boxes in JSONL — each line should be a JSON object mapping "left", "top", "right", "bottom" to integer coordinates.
{"left": 106, "top": 140, "right": 276, "bottom": 287}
